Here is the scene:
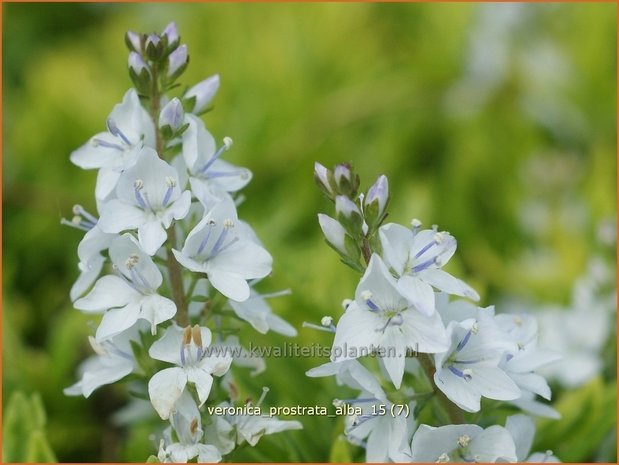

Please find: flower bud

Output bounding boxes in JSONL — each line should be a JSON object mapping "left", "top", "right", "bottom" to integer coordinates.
{"left": 314, "top": 162, "right": 335, "bottom": 200}
{"left": 145, "top": 34, "right": 164, "bottom": 61}
{"left": 128, "top": 52, "right": 151, "bottom": 93}
{"left": 364, "top": 174, "right": 389, "bottom": 230}
{"left": 125, "top": 30, "right": 143, "bottom": 53}
{"left": 162, "top": 22, "right": 180, "bottom": 49}
{"left": 318, "top": 214, "right": 361, "bottom": 264}
{"left": 167, "top": 44, "right": 188, "bottom": 81}
{"left": 333, "top": 163, "right": 360, "bottom": 198}
{"left": 184, "top": 74, "right": 220, "bottom": 114}
{"left": 335, "top": 195, "right": 364, "bottom": 237}
{"left": 159, "top": 98, "right": 185, "bottom": 139}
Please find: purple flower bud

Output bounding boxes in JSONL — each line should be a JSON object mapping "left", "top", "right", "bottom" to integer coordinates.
{"left": 365, "top": 175, "right": 389, "bottom": 213}
{"left": 167, "top": 44, "right": 188, "bottom": 78}
{"left": 162, "top": 22, "right": 179, "bottom": 46}
{"left": 128, "top": 52, "right": 148, "bottom": 74}
{"left": 125, "top": 31, "right": 142, "bottom": 52}
{"left": 159, "top": 98, "right": 185, "bottom": 132}
{"left": 318, "top": 214, "right": 347, "bottom": 255}
{"left": 184, "top": 74, "right": 220, "bottom": 114}
{"left": 146, "top": 33, "right": 161, "bottom": 48}
{"left": 314, "top": 162, "right": 334, "bottom": 197}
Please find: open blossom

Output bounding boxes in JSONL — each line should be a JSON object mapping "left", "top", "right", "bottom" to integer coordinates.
{"left": 332, "top": 254, "right": 449, "bottom": 388}
{"left": 98, "top": 147, "right": 191, "bottom": 255}
{"left": 228, "top": 288, "right": 297, "bottom": 337}
{"left": 504, "top": 414, "right": 560, "bottom": 462}
{"left": 70, "top": 89, "right": 156, "bottom": 200}
{"left": 180, "top": 114, "right": 251, "bottom": 207}
{"left": 410, "top": 424, "right": 517, "bottom": 463}
{"left": 74, "top": 234, "right": 176, "bottom": 340}
{"left": 173, "top": 197, "right": 272, "bottom": 301}
{"left": 379, "top": 222, "right": 479, "bottom": 316}
{"left": 433, "top": 309, "right": 520, "bottom": 412}
{"left": 158, "top": 392, "right": 222, "bottom": 463}
{"left": 148, "top": 324, "right": 233, "bottom": 420}
{"left": 64, "top": 324, "right": 144, "bottom": 397}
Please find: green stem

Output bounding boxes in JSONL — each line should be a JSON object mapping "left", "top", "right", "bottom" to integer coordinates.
{"left": 361, "top": 235, "right": 372, "bottom": 265}
{"left": 147, "top": 62, "right": 188, "bottom": 327}
{"left": 418, "top": 353, "right": 464, "bottom": 424}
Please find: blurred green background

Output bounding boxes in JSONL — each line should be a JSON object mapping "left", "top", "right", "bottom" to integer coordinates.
{"left": 3, "top": 2, "right": 616, "bottom": 462}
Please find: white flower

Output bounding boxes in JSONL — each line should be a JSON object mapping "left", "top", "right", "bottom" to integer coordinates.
{"left": 70, "top": 216, "right": 116, "bottom": 301}
{"left": 222, "top": 392, "right": 302, "bottom": 446}
{"left": 306, "top": 360, "right": 386, "bottom": 402}
{"left": 433, "top": 310, "right": 520, "bottom": 412}
{"left": 148, "top": 324, "right": 232, "bottom": 420}
{"left": 172, "top": 197, "right": 272, "bottom": 301}
{"left": 74, "top": 234, "right": 176, "bottom": 340}
{"left": 64, "top": 324, "right": 145, "bottom": 397}
{"left": 505, "top": 414, "right": 560, "bottom": 462}
{"left": 228, "top": 288, "right": 296, "bottom": 337}
{"left": 98, "top": 147, "right": 191, "bottom": 255}
{"left": 70, "top": 89, "right": 156, "bottom": 200}
{"left": 379, "top": 223, "right": 479, "bottom": 316}
{"left": 181, "top": 114, "right": 251, "bottom": 207}
{"left": 157, "top": 391, "right": 222, "bottom": 463}
{"left": 495, "top": 313, "right": 560, "bottom": 401}
{"left": 410, "top": 424, "right": 518, "bottom": 462}
{"left": 343, "top": 396, "right": 414, "bottom": 462}
{"left": 332, "top": 254, "right": 449, "bottom": 388}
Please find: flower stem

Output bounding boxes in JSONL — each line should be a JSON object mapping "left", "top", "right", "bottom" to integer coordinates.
{"left": 148, "top": 61, "right": 189, "bottom": 327}
{"left": 418, "top": 353, "right": 464, "bottom": 424}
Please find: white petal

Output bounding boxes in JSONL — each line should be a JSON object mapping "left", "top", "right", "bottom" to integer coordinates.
{"left": 148, "top": 367, "right": 188, "bottom": 420}
{"left": 149, "top": 325, "right": 184, "bottom": 365}
{"left": 186, "top": 368, "right": 214, "bottom": 406}
{"left": 98, "top": 200, "right": 147, "bottom": 233}
{"left": 420, "top": 268, "right": 480, "bottom": 301}
{"left": 81, "top": 357, "right": 134, "bottom": 397}
{"left": 208, "top": 270, "right": 251, "bottom": 301}
{"left": 210, "top": 241, "right": 272, "bottom": 279}
{"left": 163, "top": 190, "right": 191, "bottom": 226}
{"left": 138, "top": 220, "right": 168, "bottom": 255}
{"left": 410, "top": 424, "right": 482, "bottom": 462}
{"left": 265, "top": 313, "right": 297, "bottom": 337}
{"left": 505, "top": 414, "right": 535, "bottom": 461}
{"left": 366, "top": 417, "right": 390, "bottom": 462}
{"left": 468, "top": 365, "right": 521, "bottom": 401}
{"left": 74, "top": 275, "right": 140, "bottom": 313}
{"left": 70, "top": 133, "right": 119, "bottom": 169}
{"left": 96, "top": 303, "right": 142, "bottom": 341}
{"left": 468, "top": 425, "right": 517, "bottom": 462}
{"left": 378, "top": 223, "right": 413, "bottom": 275}
{"left": 355, "top": 254, "right": 404, "bottom": 311}
{"left": 139, "top": 294, "right": 177, "bottom": 334}
{"left": 95, "top": 168, "right": 122, "bottom": 200}
{"left": 172, "top": 248, "right": 208, "bottom": 274}
{"left": 434, "top": 368, "right": 481, "bottom": 412}
{"left": 70, "top": 255, "right": 105, "bottom": 301}
{"left": 109, "top": 233, "right": 163, "bottom": 289}
{"left": 400, "top": 309, "right": 450, "bottom": 353}
{"left": 397, "top": 275, "right": 436, "bottom": 316}
{"left": 509, "top": 372, "right": 551, "bottom": 400}
{"left": 331, "top": 304, "right": 382, "bottom": 362}
{"left": 379, "top": 327, "right": 408, "bottom": 388}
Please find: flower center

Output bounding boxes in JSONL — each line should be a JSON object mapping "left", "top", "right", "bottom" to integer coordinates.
{"left": 180, "top": 325, "right": 206, "bottom": 367}
{"left": 196, "top": 218, "right": 239, "bottom": 258}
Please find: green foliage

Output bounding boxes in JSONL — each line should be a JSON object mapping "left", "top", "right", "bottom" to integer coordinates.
{"left": 3, "top": 391, "right": 57, "bottom": 463}
{"left": 3, "top": 2, "right": 616, "bottom": 462}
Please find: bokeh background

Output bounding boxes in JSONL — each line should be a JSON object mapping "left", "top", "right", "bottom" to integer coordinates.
{"left": 3, "top": 2, "right": 616, "bottom": 462}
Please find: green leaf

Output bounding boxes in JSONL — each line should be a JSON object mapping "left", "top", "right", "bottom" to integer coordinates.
{"left": 146, "top": 454, "right": 160, "bottom": 463}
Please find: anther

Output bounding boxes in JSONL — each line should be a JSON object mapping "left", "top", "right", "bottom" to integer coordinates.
{"left": 321, "top": 316, "right": 333, "bottom": 327}
{"left": 436, "top": 453, "right": 450, "bottom": 463}
{"left": 191, "top": 324, "right": 203, "bottom": 348}
{"left": 125, "top": 253, "right": 140, "bottom": 269}
{"left": 457, "top": 434, "right": 471, "bottom": 448}
{"left": 256, "top": 386, "right": 270, "bottom": 407}
{"left": 341, "top": 298, "right": 353, "bottom": 310}
{"left": 332, "top": 399, "right": 345, "bottom": 408}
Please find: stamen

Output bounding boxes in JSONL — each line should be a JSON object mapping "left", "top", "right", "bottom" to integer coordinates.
{"left": 332, "top": 399, "right": 345, "bottom": 409}
{"left": 60, "top": 218, "right": 91, "bottom": 232}
{"left": 436, "top": 452, "right": 450, "bottom": 463}
{"left": 302, "top": 321, "right": 335, "bottom": 333}
{"left": 414, "top": 239, "right": 437, "bottom": 259}
{"left": 256, "top": 386, "right": 269, "bottom": 407}
{"left": 106, "top": 117, "right": 132, "bottom": 145}
{"left": 73, "top": 205, "right": 98, "bottom": 224}
{"left": 196, "top": 220, "right": 216, "bottom": 255}
{"left": 321, "top": 316, "right": 333, "bottom": 327}
{"left": 448, "top": 365, "right": 472, "bottom": 380}
{"left": 134, "top": 179, "right": 148, "bottom": 209}
{"left": 198, "top": 137, "right": 233, "bottom": 174}
{"left": 457, "top": 434, "right": 471, "bottom": 448}
{"left": 470, "top": 323, "right": 479, "bottom": 334}
{"left": 191, "top": 324, "right": 203, "bottom": 348}
{"left": 361, "top": 290, "right": 380, "bottom": 312}
{"left": 92, "top": 138, "right": 124, "bottom": 151}
{"left": 412, "top": 256, "right": 437, "bottom": 273}
{"left": 182, "top": 326, "right": 192, "bottom": 345}
{"left": 125, "top": 253, "right": 139, "bottom": 269}
{"left": 209, "top": 219, "right": 234, "bottom": 256}
{"left": 456, "top": 328, "right": 473, "bottom": 352}
{"left": 130, "top": 266, "right": 152, "bottom": 291}
{"left": 341, "top": 298, "right": 353, "bottom": 310}
{"left": 161, "top": 177, "right": 176, "bottom": 207}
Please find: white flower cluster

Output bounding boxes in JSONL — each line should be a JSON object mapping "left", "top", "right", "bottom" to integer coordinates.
{"left": 63, "top": 22, "right": 300, "bottom": 462}
{"left": 309, "top": 162, "right": 561, "bottom": 463}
